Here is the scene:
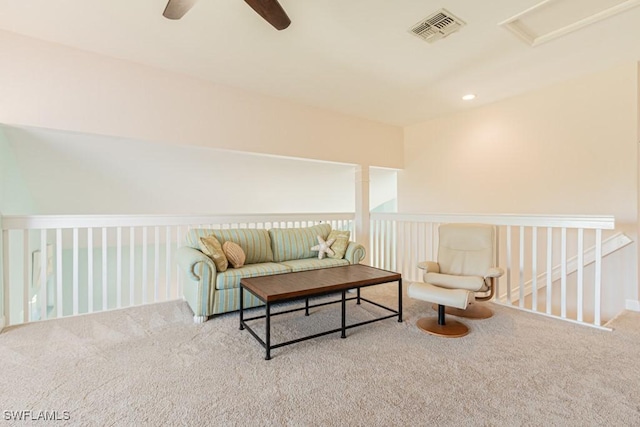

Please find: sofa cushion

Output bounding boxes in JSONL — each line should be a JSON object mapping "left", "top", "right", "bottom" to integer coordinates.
{"left": 186, "top": 228, "right": 273, "bottom": 264}
{"left": 269, "top": 223, "right": 331, "bottom": 262}
{"left": 215, "top": 263, "right": 292, "bottom": 290}
{"left": 279, "top": 258, "right": 349, "bottom": 273}
{"left": 424, "top": 272, "right": 487, "bottom": 292}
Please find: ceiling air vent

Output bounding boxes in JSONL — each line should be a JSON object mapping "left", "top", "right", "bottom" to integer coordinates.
{"left": 409, "top": 9, "right": 466, "bottom": 43}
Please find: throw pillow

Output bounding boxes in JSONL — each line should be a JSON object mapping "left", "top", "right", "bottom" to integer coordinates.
{"left": 310, "top": 235, "right": 336, "bottom": 260}
{"left": 223, "top": 241, "right": 246, "bottom": 268}
{"left": 199, "top": 236, "right": 228, "bottom": 272}
{"left": 327, "top": 230, "right": 350, "bottom": 259}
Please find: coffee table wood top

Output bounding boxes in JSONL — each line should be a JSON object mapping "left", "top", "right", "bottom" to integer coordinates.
{"left": 240, "top": 264, "right": 401, "bottom": 303}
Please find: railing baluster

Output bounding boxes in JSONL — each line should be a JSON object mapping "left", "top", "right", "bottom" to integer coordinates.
{"left": 40, "top": 229, "right": 47, "bottom": 321}
{"left": 23, "top": 230, "right": 29, "bottom": 322}
{"left": 386, "top": 220, "right": 392, "bottom": 271}
{"left": 430, "top": 223, "right": 437, "bottom": 261}
{"left": 165, "top": 226, "right": 171, "bottom": 300}
{"left": 56, "top": 229, "right": 62, "bottom": 318}
{"left": 519, "top": 226, "right": 525, "bottom": 308}
{"left": 142, "top": 227, "right": 148, "bottom": 304}
{"left": 381, "top": 220, "right": 386, "bottom": 270}
{"left": 546, "top": 227, "right": 553, "bottom": 315}
{"left": 402, "top": 222, "right": 410, "bottom": 278}
{"left": 117, "top": 227, "right": 122, "bottom": 309}
{"left": 561, "top": 227, "right": 567, "bottom": 319}
{"left": 594, "top": 229, "right": 602, "bottom": 326}
{"left": 102, "top": 227, "right": 108, "bottom": 311}
{"left": 375, "top": 220, "right": 381, "bottom": 268}
{"left": 391, "top": 220, "right": 397, "bottom": 272}
{"left": 129, "top": 227, "right": 135, "bottom": 306}
{"left": 531, "top": 226, "right": 537, "bottom": 312}
{"left": 494, "top": 226, "right": 501, "bottom": 303}
{"left": 73, "top": 228, "right": 79, "bottom": 316}
{"left": 418, "top": 222, "right": 426, "bottom": 270}
{"left": 416, "top": 222, "right": 420, "bottom": 280}
{"left": 154, "top": 226, "right": 160, "bottom": 302}
{"left": 176, "top": 226, "right": 183, "bottom": 299}
{"left": 506, "top": 226, "right": 512, "bottom": 304}
{"left": 577, "top": 228, "right": 584, "bottom": 322}
{"left": 2, "top": 230, "right": 10, "bottom": 325}
{"left": 88, "top": 227, "right": 94, "bottom": 313}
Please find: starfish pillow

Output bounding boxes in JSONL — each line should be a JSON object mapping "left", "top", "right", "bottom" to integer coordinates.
{"left": 311, "top": 235, "right": 336, "bottom": 260}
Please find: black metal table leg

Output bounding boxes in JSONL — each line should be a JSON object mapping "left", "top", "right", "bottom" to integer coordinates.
{"left": 341, "top": 290, "right": 346, "bottom": 339}
{"left": 265, "top": 303, "right": 271, "bottom": 360}
{"left": 305, "top": 298, "right": 309, "bottom": 316}
{"left": 357, "top": 287, "right": 361, "bottom": 305}
{"left": 239, "top": 286, "right": 245, "bottom": 330}
{"left": 398, "top": 279, "right": 403, "bottom": 322}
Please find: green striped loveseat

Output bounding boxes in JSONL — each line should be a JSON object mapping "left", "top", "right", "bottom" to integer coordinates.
{"left": 176, "top": 224, "right": 366, "bottom": 323}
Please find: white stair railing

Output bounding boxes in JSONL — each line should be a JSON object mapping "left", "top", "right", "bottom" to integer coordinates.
{"left": 1, "top": 213, "right": 354, "bottom": 327}
{"left": 370, "top": 213, "right": 623, "bottom": 329}
{"left": 2, "top": 211, "right": 626, "bottom": 330}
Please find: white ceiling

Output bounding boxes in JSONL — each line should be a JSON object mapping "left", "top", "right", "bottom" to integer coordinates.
{"left": 1, "top": 0, "right": 639, "bottom": 126}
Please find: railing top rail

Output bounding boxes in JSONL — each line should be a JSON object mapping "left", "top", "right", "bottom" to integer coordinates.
{"left": 1, "top": 213, "right": 356, "bottom": 230}
{"left": 370, "top": 213, "right": 616, "bottom": 229}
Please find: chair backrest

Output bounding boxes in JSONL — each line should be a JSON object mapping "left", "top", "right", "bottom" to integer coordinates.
{"left": 438, "top": 223, "right": 496, "bottom": 277}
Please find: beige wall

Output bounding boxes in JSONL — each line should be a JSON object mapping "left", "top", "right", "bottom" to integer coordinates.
{"left": 400, "top": 63, "right": 638, "bottom": 221}
{"left": 399, "top": 62, "right": 639, "bottom": 312}
{"left": 0, "top": 30, "right": 402, "bottom": 169}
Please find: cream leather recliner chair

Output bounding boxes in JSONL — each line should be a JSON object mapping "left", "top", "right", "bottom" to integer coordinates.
{"left": 408, "top": 223, "right": 504, "bottom": 337}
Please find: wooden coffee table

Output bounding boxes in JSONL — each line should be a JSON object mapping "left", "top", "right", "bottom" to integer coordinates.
{"left": 239, "top": 264, "right": 402, "bottom": 360}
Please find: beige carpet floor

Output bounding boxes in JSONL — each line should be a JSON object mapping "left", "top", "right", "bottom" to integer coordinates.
{"left": 1, "top": 284, "right": 639, "bottom": 426}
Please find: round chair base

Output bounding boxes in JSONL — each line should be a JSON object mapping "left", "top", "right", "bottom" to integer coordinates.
{"left": 432, "top": 303, "right": 493, "bottom": 319}
{"left": 416, "top": 317, "right": 469, "bottom": 338}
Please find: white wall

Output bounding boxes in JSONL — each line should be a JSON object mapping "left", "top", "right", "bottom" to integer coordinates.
{"left": 399, "top": 62, "right": 639, "bottom": 317}
{"left": 370, "top": 167, "right": 397, "bottom": 212}
{"left": 1, "top": 125, "right": 356, "bottom": 215}
{"left": 0, "top": 30, "right": 402, "bottom": 169}
{"left": 0, "top": 127, "right": 36, "bottom": 214}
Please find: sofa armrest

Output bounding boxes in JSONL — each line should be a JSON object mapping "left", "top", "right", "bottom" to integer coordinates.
{"left": 176, "top": 246, "right": 217, "bottom": 281}
{"left": 176, "top": 246, "right": 218, "bottom": 321}
{"left": 344, "top": 242, "right": 366, "bottom": 264}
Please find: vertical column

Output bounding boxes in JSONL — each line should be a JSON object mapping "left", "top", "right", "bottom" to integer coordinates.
{"left": 355, "top": 165, "right": 370, "bottom": 265}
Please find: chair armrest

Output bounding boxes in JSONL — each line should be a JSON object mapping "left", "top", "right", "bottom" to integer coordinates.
{"left": 417, "top": 261, "right": 440, "bottom": 273}
{"left": 176, "top": 246, "right": 217, "bottom": 281}
{"left": 485, "top": 267, "right": 504, "bottom": 279}
{"left": 344, "top": 242, "right": 366, "bottom": 264}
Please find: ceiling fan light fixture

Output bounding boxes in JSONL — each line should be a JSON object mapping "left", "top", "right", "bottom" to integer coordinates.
{"left": 462, "top": 94, "right": 476, "bottom": 101}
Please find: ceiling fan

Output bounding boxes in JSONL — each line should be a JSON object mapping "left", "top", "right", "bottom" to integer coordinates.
{"left": 163, "top": 0, "right": 291, "bottom": 30}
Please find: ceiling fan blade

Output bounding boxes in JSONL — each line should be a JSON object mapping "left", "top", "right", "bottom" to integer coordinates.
{"left": 163, "top": 0, "right": 198, "bottom": 20}
{"left": 244, "top": 0, "right": 291, "bottom": 30}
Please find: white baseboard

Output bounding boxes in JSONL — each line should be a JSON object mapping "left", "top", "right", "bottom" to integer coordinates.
{"left": 625, "top": 299, "right": 640, "bottom": 312}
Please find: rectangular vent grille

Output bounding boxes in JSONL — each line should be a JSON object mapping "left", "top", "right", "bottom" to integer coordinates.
{"left": 409, "top": 9, "right": 466, "bottom": 43}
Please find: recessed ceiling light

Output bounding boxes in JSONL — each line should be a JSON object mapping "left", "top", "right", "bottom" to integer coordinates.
{"left": 462, "top": 94, "right": 476, "bottom": 101}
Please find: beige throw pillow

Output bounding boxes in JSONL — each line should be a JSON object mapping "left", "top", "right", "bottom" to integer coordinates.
{"left": 199, "top": 236, "right": 228, "bottom": 272}
{"left": 223, "top": 241, "right": 246, "bottom": 268}
{"left": 327, "top": 230, "right": 350, "bottom": 259}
